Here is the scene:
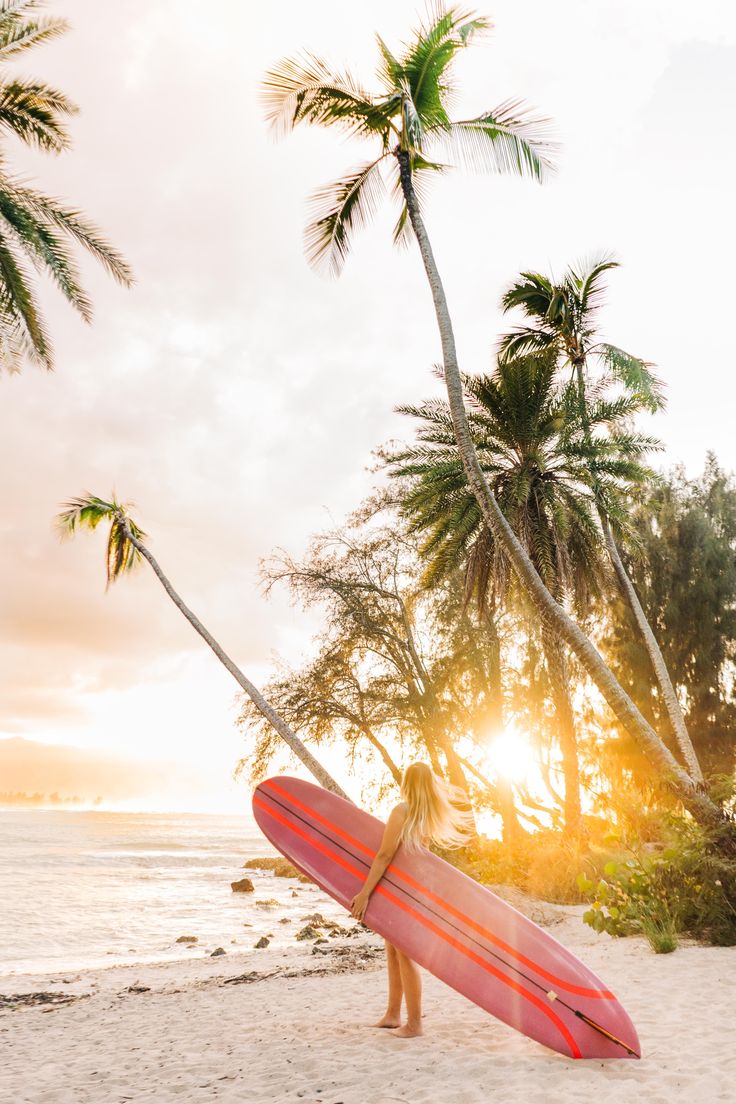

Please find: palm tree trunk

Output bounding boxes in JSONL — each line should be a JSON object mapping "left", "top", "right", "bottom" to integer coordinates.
{"left": 542, "top": 624, "right": 582, "bottom": 835}
{"left": 121, "top": 521, "right": 350, "bottom": 799}
{"left": 394, "top": 148, "right": 722, "bottom": 828}
{"left": 601, "top": 515, "right": 704, "bottom": 785}
{"left": 571, "top": 360, "right": 704, "bottom": 787}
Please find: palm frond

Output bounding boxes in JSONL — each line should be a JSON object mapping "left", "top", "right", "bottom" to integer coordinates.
{"left": 375, "top": 34, "right": 403, "bottom": 94}
{"left": 440, "top": 99, "right": 558, "bottom": 181}
{"left": 2, "top": 178, "right": 133, "bottom": 285}
{"left": 262, "top": 53, "right": 384, "bottom": 139}
{"left": 0, "top": 230, "right": 50, "bottom": 365}
{"left": 0, "top": 2, "right": 67, "bottom": 61}
{"left": 570, "top": 253, "right": 618, "bottom": 315}
{"left": 305, "top": 157, "right": 387, "bottom": 275}
{"left": 0, "top": 79, "right": 76, "bottom": 151}
{"left": 0, "top": 186, "right": 91, "bottom": 319}
{"left": 56, "top": 493, "right": 114, "bottom": 536}
{"left": 400, "top": 5, "right": 489, "bottom": 128}
{"left": 500, "top": 270, "right": 555, "bottom": 317}
{"left": 497, "top": 325, "right": 555, "bottom": 364}
{"left": 596, "top": 342, "right": 666, "bottom": 412}
{"left": 56, "top": 492, "right": 147, "bottom": 588}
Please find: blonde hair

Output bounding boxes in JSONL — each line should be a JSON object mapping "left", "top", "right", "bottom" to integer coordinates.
{"left": 399, "top": 762, "right": 474, "bottom": 851}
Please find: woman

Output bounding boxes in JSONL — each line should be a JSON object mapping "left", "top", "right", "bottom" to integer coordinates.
{"left": 349, "top": 762, "right": 473, "bottom": 1038}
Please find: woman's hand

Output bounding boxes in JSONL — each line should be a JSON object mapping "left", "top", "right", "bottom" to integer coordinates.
{"left": 350, "top": 889, "right": 371, "bottom": 921}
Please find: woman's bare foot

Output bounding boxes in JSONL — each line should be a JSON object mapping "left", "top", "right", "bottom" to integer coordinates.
{"left": 373, "top": 1015, "right": 401, "bottom": 1028}
{"left": 392, "top": 1023, "right": 423, "bottom": 1038}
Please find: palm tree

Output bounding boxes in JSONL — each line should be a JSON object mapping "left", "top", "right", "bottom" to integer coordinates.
{"left": 56, "top": 493, "right": 349, "bottom": 798}
{"left": 499, "top": 256, "right": 703, "bottom": 784}
{"left": 264, "top": 4, "right": 723, "bottom": 827}
{"left": 0, "top": 2, "right": 132, "bottom": 373}
{"left": 390, "top": 348, "right": 656, "bottom": 832}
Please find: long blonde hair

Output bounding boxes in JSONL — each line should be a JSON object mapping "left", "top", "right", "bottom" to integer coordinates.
{"left": 399, "top": 762, "right": 474, "bottom": 851}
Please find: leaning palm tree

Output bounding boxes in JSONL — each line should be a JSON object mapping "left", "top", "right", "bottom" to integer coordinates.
{"left": 56, "top": 494, "right": 348, "bottom": 798}
{"left": 264, "top": 4, "right": 722, "bottom": 826}
{"left": 499, "top": 256, "right": 703, "bottom": 784}
{"left": 390, "top": 348, "right": 656, "bottom": 833}
{"left": 0, "top": 2, "right": 132, "bottom": 373}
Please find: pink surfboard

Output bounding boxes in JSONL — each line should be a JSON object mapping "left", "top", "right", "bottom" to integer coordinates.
{"left": 252, "top": 776, "right": 640, "bottom": 1060}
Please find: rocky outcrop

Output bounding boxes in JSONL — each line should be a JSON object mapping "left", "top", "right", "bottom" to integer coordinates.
{"left": 243, "top": 856, "right": 311, "bottom": 882}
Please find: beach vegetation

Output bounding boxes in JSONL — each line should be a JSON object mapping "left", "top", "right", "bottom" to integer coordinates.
{"left": 580, "top": 815, "right": 736, "bottom": 948}
{"left": 263, "top": 3, "right": 725, "bottom": 830}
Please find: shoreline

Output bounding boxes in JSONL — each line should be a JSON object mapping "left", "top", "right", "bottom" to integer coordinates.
{"left": 3, "top": 901, "right": 735, "bottom": 1103}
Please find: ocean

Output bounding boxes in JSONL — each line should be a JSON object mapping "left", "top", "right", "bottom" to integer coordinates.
{"left": 0, "top": 809, "right": 345, "bottom": 977}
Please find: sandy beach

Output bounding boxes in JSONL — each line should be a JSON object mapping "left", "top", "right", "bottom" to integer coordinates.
{"left": 2, "top": 898, "right": 734, "bottom": 1104}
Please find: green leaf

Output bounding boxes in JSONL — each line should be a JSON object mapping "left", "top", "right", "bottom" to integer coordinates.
{"left": 440, "top": 99, "right": 558, "bottom": 181}
{"left": 597, "top": 343, "right": 666, "bottom": 412}
{"left": 262, "top": 53, "right": 384, "bottom": 138}
{"left": 304, "top": 157, "right": 388, "bottom": 275}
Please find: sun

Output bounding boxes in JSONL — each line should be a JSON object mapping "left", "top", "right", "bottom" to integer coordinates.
{"left": 483, "top": 724, "right": 532, "bottom": 784}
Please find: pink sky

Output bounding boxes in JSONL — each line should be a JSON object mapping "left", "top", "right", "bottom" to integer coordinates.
{"left": 2, "top": 0, "right": 735, "bottom": 806}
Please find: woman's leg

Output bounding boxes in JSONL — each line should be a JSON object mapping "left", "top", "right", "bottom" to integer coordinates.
{"left": 393, "top": 951, "right": 423, "bottom": 1037}
{"left": 373, "top": 940, "right": 403, "bottom": 1028}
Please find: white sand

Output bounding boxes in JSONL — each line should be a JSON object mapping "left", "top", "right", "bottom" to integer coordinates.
{"left": 2, "top": 904, "right": 734, "bottom": 1104}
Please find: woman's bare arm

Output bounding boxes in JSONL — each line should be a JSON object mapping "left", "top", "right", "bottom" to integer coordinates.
{"left": 350, "top": 805, "right": 406, "bottom": 921}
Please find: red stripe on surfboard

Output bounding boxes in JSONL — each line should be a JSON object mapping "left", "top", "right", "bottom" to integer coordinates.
{"left": 254, "top": 793, "right": 583, "bottom": 1060}
{"left": 262, "top": 779, "right": 613, "bottom": 1001}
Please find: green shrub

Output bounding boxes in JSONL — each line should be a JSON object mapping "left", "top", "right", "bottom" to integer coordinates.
{"left": 579, "top": 819, "right": 736, "bottom": 949}
{"left": 640, "top": 913, "right": 678, "bottom": 954}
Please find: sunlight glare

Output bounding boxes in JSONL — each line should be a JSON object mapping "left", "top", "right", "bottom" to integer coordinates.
{"left": 484, "top": 724, "right": 531, "bottom": 784}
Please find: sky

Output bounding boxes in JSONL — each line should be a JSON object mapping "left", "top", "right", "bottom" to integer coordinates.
{"left": 1, "top": 0, "right": 735, "bottom": 810}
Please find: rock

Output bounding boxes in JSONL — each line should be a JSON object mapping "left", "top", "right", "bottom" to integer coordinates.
{"left": 254, "top": 898, "right": 279, "bottom": 908}
{"left": 314, "top": 938, "right": 329, "bottom": 945}
{"left": 243, "top": 857, "right": 310, "bottom": 882}
{"left": 230, "top": 878, "right": 254, "bottom": 893}
{"left": 175, "top": 935, "right": 198, "bottom": 944}
{"left": 295, "top": 924, "right": 322, "bottom": 941}
{"left": 124, "top": 984, "right": 150, "bottom": 994}
{"left": 300, "top": 912, "right": 342, "bottom": 931}
{"left": 254, "top": 937, "right": 270, "bottom": 949}
{"left": 210, "top": 947, "right": 226, "bottom": 957}
{"left": 279, "top": 917, "right": 291, "bottom": 924}
{"left": 291, "top": 890, "right": 298, "bottom": 898}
